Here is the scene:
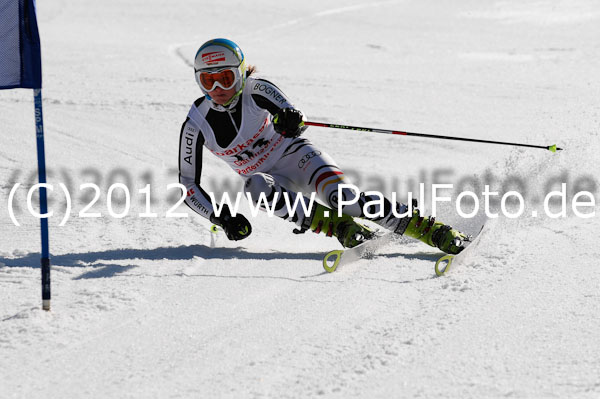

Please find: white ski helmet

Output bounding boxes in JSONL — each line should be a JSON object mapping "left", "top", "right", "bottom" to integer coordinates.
{"left": 194, "top": 38, "right": 247, "bottom": 105}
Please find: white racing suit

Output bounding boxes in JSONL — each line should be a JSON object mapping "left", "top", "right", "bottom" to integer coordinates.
{"left": 179, "top": 75, "right": 410, "bottom": 234}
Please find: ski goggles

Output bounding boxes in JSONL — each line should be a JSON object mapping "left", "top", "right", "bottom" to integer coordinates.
{"left": 196, "top": 66, "right": 241, "bottom": 92}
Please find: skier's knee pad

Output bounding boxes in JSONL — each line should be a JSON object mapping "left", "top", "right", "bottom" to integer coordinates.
{"left": 243, "top": 173, "right": 276, "bottom": 204}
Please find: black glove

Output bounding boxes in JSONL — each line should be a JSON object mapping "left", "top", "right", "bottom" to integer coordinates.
{"left": 209, "top": 205, "right": 252, "bottom": 241}
{"left": 273, "top": 108, "right": 307, "bottom": 138}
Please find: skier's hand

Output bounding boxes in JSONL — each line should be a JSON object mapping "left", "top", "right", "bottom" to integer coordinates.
{"left": 273, "top": 108, "right": 307, "bottom": 138}
{"left": 210, "top": 206, "right": 252, "bottom": 241}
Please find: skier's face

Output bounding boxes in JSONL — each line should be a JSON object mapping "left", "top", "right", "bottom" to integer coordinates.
{"left": 210, "top": 86, "right": 237, "bottom": 105}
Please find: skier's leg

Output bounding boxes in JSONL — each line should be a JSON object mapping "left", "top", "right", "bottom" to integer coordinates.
{"left": 312, "top": 178, "right": 468, "bottom": 254}
{"left": 317, "top": 182, "right": 468, "bottom": 254}
{"left": 322, "top": 182, "right": 470, "bottom": 254}
{"left": 267, "top": 139, "right": 467, "bottom": 254}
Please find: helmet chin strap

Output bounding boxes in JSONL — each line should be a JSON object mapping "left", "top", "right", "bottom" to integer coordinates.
{"left": 206, "top": 91, "right": 238, "bottom": 111}
{"left": 223, "top": 87, "right": 243, "bottom": 106}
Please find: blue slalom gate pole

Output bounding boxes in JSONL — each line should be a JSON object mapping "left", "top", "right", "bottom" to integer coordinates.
{"left": 34, "top": 88, "right": 51, "bottom": 311}
{"left": 1, "top": 0, "right": 48, "bottom": 310}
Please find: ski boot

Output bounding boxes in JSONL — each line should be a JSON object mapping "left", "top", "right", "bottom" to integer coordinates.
{"left": 308, "top": 203, "right": 375, "bottom": 248}
{"left": 403, "top": 210, "right": 467, "bottom": 254}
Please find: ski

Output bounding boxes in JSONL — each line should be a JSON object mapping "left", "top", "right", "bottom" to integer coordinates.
{"left": 434, "top": 222, "right": 490, "bottom": 276}
{"left": 322, "top": 232, "right": 396, "bottom": 272}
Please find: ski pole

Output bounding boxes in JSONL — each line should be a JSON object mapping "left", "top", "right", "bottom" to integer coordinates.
{"left": 304, "top": 121, "right": 563, "bottom": 152}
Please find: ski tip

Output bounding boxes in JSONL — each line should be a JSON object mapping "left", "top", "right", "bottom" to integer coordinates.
{"left": 323, "top": 250, "right": 343, "bottom": 273}
{"left": 435, "top": 254, "right": 454, "bottom": 276}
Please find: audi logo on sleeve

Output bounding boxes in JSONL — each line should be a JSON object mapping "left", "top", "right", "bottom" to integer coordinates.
{"left": 298, "top": 151, "right": 322, "bottom": 168}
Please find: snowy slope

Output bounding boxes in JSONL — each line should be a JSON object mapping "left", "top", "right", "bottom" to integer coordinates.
{"left": 1, "top": 0, "right": 599, "bottom": 398}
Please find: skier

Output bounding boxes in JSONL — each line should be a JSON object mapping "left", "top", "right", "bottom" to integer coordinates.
{"left": 179, "top": 38, "right": 467, "bottom": 254}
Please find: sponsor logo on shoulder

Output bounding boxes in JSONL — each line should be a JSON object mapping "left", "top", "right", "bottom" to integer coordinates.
{"left": 253, "top": 82, "right": 287, "bottom": 105}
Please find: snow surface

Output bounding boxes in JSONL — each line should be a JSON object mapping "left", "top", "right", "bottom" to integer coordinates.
{"left": 1, "top": 0, "right": 599, "bottom": 398}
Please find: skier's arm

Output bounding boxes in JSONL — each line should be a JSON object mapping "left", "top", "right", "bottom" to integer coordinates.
{"left": 178, "top": 117, "right": 252, "bottom": 241}
{"left": 250, "top": 78, "right": 307, "bottom": 138}
{"left": 178, "top": 117, "right": 215, "bottom": 219}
